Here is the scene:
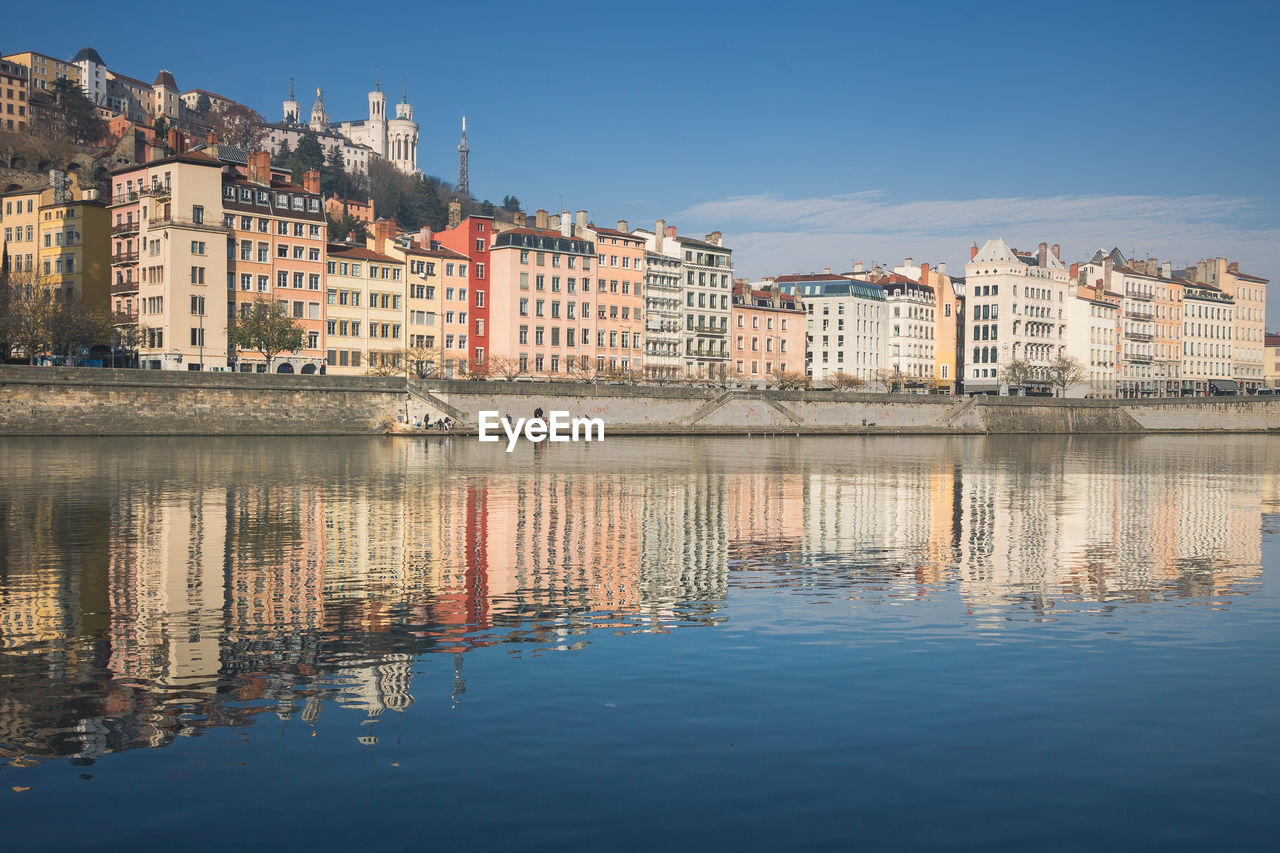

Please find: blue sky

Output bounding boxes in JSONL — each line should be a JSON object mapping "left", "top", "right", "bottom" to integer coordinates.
{"left": 12, "top": 0, "right": 1279, "bottom": 321}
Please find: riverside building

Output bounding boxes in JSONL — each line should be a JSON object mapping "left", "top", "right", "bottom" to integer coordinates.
{"left": 729, "top": 280, "right": 805, "bottom": 382}
{"left": 774, "top": 270, "right": 885, "bottom": 383}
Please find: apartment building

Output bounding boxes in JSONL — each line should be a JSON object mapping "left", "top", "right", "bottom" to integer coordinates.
{"left": 875, "top": 269, "right": 935, "bottom": 387}
{"left": 963, "top": 239, "right": 1071, "bottom": 394}
{"left": 1180, "top": 279, "right": 1236, "bottom": 395}
{"left": 108, "top": 151, "right": 228, "bottom": 370}
{"left": 2, "top": 50, "right": 77, "bottom": 95}
{"left": 429, "top": 209, "right": 492, "bottom": 372}
{"left": 323, "top": 244, "right": 406, "bottom": 374}
{"left": 1065, "top": 282, "right": 1119, "bottom": 398}
{"left": 487, "top": 221, "right": 596, "bottom": 377}
{"left": 641, "top": 242, "right": 683, "bottom": 378}
{"left": 0, "top": 57, "right": 29, "bottom": 131}
{"left": 1, "top": 172, "right": 108, "bottom": 309}
{"left": 224, "top": 152, "right": 327, "bottom": 372}
{"left": 1266, "top": 333, "right": 1280, "bottom": 389}
{"left": 1182, "top": 258, "right": 1269, "bottom": 393}
{"left": 586, "top": 220, "right": 646, "bottom": 376}
{"left": 774, "top": 271, "right": 885, "bottom": 382}
{"left": 375, "top": 229, "right": 470, "bottom": 378}
{"left": 729, "top": 281, "right": 805, "bottom": 382}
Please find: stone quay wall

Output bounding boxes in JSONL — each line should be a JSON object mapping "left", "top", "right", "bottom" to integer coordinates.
{"left": 1, "top": 367, "right": 1277, "bottom": 435}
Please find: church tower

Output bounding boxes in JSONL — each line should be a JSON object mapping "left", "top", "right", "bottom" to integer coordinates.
{"left": 309, "top": 87, "right": 328, "bottom": 131}
{"left": 386, "top": 80, "right": 419, "bottom": 174}
{"left": 283, "top": 78, "right": 300, "bottom": 125}
{"left": 367, "top": 70, "right": 387, "bottom": 158}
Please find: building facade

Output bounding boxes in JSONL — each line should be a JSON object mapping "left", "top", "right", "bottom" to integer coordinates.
{"left": 774, "top": 272, "right": 885, "bottom": 383}
{"left": 322, "top": 244, "right": 406, "bottom": 374}
{"left": 0, "top": 57, "right": 29, "bottom": 131}
{"left": 730, "top": 281, "right": 805, "bottom": 382}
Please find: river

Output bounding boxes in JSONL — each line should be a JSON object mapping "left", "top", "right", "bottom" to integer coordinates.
{"left": 1, "top": 436, "right": 1277, "bottom": 850}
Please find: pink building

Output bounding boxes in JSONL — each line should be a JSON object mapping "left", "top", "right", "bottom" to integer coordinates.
{"left": 731, "top": 280, "right": 806, "bottom": 381}
{"left": 585, "top": 221, "right": 646, "bottom": 375}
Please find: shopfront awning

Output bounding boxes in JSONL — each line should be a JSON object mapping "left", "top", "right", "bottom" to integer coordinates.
{"left": 1210, "top": 379, "right": 1239, "bottom": 393}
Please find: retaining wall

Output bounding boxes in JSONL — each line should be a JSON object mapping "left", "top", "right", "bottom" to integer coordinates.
{"left": 1, "top": 367, "right": 1277, "bottom": 435}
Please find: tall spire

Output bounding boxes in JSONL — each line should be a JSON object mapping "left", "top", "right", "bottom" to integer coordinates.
{"left": 375, "top": 66, "right": 380, "bottom": 92}
{"left": 402, "top": 78, "right": 407, "bottom": 103}
{"left": 289, "top": 76, "right": 294, "bottom": 100}
{"left": 457, "top": 116, "right": 470, "bottom": 197}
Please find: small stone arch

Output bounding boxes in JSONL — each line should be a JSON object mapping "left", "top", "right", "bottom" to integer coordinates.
{"left": 300, "top": 363, "right": 317, "bottom": 374}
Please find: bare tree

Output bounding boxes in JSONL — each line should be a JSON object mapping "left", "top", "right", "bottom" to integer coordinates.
{"left": 998, "top": 358, "right": 1036, "bottom": 395}
{"left": 873, "top": 367, "right": 904, "bottom": 393}
{"left": 776, "top": 370, "right": 811, "bottom": 390}
{"left": 406, "top": 345, "right": 438, "bottom": 379}
{"left": 208, "top": 104, "right": 268, "bottom": 151}
{"left": 828, "top": 372, "right": 868, "bottom": 392}
{"left": 1, "top": 271, "right": 111, "bottom": 363}
{"left": 1045, "top": 354, "right": 1087, "bottom": 397}
{"left": 486, "top": 354, "right": 527, "bottom": 382}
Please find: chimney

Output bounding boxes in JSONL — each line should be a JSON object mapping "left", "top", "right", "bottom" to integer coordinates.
{"left": 937, "top": 261, "right": 946, "bottom": 275}
{"left": 166, "top": 127, "right": 180, "bottom": 154}
{"left": 513, "top": 212, "right": 526, "bottom": 227}
{"left": 920, "top": 262, "right": 930, "bottom": 284}
{"left": 1146, "top": 258, "right": 1158, "bottom": 277}
{"left": 655, "top": 218, "right": 665, "bottom": 252}
{"left": 665, "top": 225, "right": 677, "bottom": 239}
{"left": 1228, "top": 261, "right": 1239, "bottom": 274}
{"left": 448, "top": 200, "right": 462, "bottom": 229}
{"left": 1037, "top": 242, "right": 1048, "bottom": 267}
{"left": 1069, "top": 262, "right": 1079, "bottom": 280}
{"left": 616, "top": 219, "right": 628, "bottom": 233}
{"left": 854, "top": 261, "right": 863, "bottom": 273}
{"left": 535, "top": 208, "right": 549, "bottom": 230}
{"left": 417, "top": 226, "right": 432, "bottom": 248}
{"left": 576, "top": 210, "right": 587, "bottom": 229}
{"left": 560, "top": 210, "right": 572, "bottom": 238}
{"left": 705, "top": 231, "right": 722, "bottom": 246}
{"left": 1161, "top": 261, "right": 1172, "bottom": 279}
{"left": 303, "top": 169, "right": 321, "bottom": 195}
{"left": 207, "top": 130, "right": 219, "bottom": 145}
{"left": 823, "top": 266, "right": 832, "bottom": 274}
{"left": 904, "top": 257, "right": 914, "bottom": 268}
{"left": 1051, "top": 243, "right": 1060, "bottom": 260}
{"left": 247, "top": 151, "right": 268, "bottom": 186}
{"left": 1102, "top": 256, "right": 1113, "bottom": 284}
{"left": 970, "top": 242, "right": 979, "bottom": 260}
{"left": 372, "top": 218, "right": 396, "bottom": 254}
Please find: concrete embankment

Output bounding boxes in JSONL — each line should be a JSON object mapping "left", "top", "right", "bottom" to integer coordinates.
{"left": 1, "top": 366, "right": 1277, "bottom": 436}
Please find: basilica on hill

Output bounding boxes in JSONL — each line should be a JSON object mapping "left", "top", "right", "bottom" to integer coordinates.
{"left": 277, "top": 74, "right": 419, "bottom": 175}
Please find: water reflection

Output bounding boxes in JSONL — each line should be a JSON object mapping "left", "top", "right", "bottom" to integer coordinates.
{"left": 0, "top": 435, "right": 1272, "bottom": 765}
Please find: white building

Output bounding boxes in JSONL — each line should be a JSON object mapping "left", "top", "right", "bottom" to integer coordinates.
{"left": 877, "top": 270, "right": 935, "bottom": 387}
{"left": 774, "top": 272, "right": 885, "bottom": 382}
{"left": 634, "top": 222, "right": 733, "bottom": 379}
{"left": 641, "top": 246, "right": 683, "bottom": 378}
{"left": 271, "top": 80, "right": 414, "bottom": 176}
{"left": 963, "top": 239, "right": 1071, "bottom": 394}
{"left": 1065, "top": 287, "right": 1118, "bottom": 397}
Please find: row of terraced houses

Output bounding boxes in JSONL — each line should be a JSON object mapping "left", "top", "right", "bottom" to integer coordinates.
{"left": 1, "top": 139, "right": 1273, "bottom": 396}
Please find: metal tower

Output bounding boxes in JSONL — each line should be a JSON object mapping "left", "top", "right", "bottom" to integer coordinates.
{"left": 457, "top": 116, "right": 470, "bottom": 197}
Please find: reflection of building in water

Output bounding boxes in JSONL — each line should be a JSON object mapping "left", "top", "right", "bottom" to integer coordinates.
{"left": 952, "top": 440, "right": 1265, "bottom": 615}
{"left": 107, "top": 489, "right": 227, "bottom": 688}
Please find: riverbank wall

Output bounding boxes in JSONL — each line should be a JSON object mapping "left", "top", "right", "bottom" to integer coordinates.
{"left": 1, "top": 366, "right": 1277, "bottom": 436}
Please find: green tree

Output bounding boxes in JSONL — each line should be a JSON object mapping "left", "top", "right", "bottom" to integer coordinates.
{"left": 47, "top": 77, "right": 104, "bottom": 145}
{"left": 326, "top": 211, "right": 369, "bottom": 245}
{"left": 502, "top": 195, "right": 521, "bottom": 213}
{"left": 294, "top": 131, "right": 325, "bottom": 171}
{"left": 480, "top": 199, "right": 496, "bottom": 217}
{"left": 322, "top": 145, "right": 348, "bottom": 199}
{"left": 152, "top": 116, "right": 169, "bottom": 143}
{"left": 229, "top": 297, "right": 307, "bottom": 370}
{"left": 272, "top": 138, "right": 292, "bottom": 168}
{"left": 195, "top": 92, "right": 212, "bottom": 113}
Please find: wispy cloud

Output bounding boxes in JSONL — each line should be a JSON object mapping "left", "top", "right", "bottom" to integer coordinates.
{"left": 672, "top": 192, "right": 1278, "bottom": 322}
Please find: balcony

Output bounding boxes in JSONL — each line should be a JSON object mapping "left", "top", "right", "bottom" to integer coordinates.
{"left": 148, "top": 216, "right": 229, "bottom": 234}
{"left": 111, "top": 221, "right": 139, "bottom": 236}
{"left": 110, "top": 281, "right": 138, "bottom": 295}
{"left": 111, "top": 251, "right": 139, "bottom": 264}
{"left": 108, "top": 191, "right": 140, "bottom": 207}
{"left": 140, "top": 183, "right": 172, "bottom": 199}
{"left": 1125, "top": 330, "right": 1153, "bottom": 342}
{"left": 1127, "top": 309, "right": 1154, "bottom": 321}
{"left": 1124, "top": 288, "right": 1153, "bottom": 302}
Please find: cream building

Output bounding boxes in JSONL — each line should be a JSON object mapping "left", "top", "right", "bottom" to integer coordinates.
{"left": 774, "top": 271, "right": 885, "bottom": 382}
{"left": 274, "top": 79, "right": 417, "bottom": 175}
{"left": 324, "top": 244, "right": 407, "bottom": 373}
{"left": 963, "top": 239, "right": 1070, "bottom": 394}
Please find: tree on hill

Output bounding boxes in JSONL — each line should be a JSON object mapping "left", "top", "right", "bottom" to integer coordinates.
{"left": 208, "top": 103, "right": 267, "bottom": 151}
{"left": 272, "top": 138, "right": 292, "bottom": 168}
{"left": 326, "top": 211, "right": 368, "bottom": 245}
{"left": 152, "top": 116, "right": 169, "bottom": 143}
{"left": 195, "top": 92, "right": 212, "bottom": 114}
{"left": 44, "top": 77, "right": 104, "bottom": 145}
{"left": 502, "top": 195, "right": 521, "bottom": 213}
{"left": 229, "top": 297, "right": 306, "bottom": 370}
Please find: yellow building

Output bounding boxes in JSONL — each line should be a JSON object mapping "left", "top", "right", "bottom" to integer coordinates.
{"left": 1, "top": 51, "right": 79, "bottom": 96}
{"left": 1, "top": 57, "right": 30, "bottom": 131}
{"left": 1, "top": 172, "right": 109, "bottom": 311}
{"left": 324, "top": 244, "right": 407, "bottom": 373}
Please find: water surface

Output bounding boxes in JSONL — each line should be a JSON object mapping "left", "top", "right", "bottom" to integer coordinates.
{"left": 1, "top": 436, "right": 1277, "bottom": 850}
